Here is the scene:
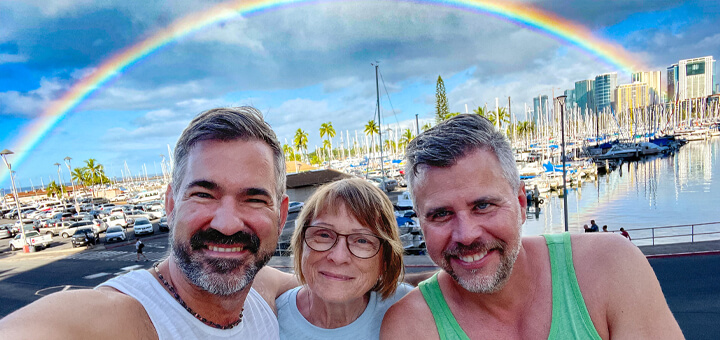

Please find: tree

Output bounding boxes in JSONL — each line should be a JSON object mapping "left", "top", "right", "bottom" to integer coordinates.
{"left": 473, "top": 105, "right": 487, "bottom": 117}
{"left": 83, "top": 158, "right": 108, "bottom": 197}
{"left": 293, "top": 129, "right": 309, "bottom": 163}
{"left": 421, "top": 122, "right": 432, "bottom": 132}
{"left": 46, "top": 181, "right": 63, "bottom": 199}
{"left": 364, "top": 119, "right": 379, "bottom": 160}
{"left": 435, "top": 75, "right": 449, "bottom": 123}
{"left": 319, "top": 122, "right": 336, "bottom": 161}
{"left": 490, "top": 107, "right": 511, "bottom": 128}
{"left": 399, "top": 128, "right": 414, "bottom": 149}
{"left": 383, "top": 139, "right": 396, "bottom": 153}
{"left": 322, "top": 139, "right": 332, "bottom": 163}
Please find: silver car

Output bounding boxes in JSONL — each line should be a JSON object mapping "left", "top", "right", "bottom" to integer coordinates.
{"left": 105, "top": 226, "right": 127, "bottom": 243}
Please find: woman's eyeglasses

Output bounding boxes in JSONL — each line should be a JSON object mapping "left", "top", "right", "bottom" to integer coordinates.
{"left": 303, "top": 226, "right": 384, "bottom": 259}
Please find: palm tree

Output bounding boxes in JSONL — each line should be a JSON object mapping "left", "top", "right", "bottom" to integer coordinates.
{"left": 489, "top": 107, "right": 511, "bottom": 129}
{"left": 399, "top": 128, "right": 414, "bottom": 149}
{"left": 46, "top": 181, "right": 63, "bottom": 199}
{"left": 293, "top": 128, "right": 309, "bottom": 163}
{"left": 473, "top": 105, "right": 488, "bottom": 117}
{"left": 84, "top": 158, "right": 106, "bottom": 197}
{"left": 282, "top": 143, "right": 297, "bottom": 162}
{"left": 421, "top": 122, "right": 432, "bottom": 132}
{"left": 383, "top": 139, "right": 396, "bottom": 153}
{"left": 364, "top": 120, "right": 379, "bottom": 160}
{"left": 322, "top": 139, "right": 332, "bottom": 163}
{"left": 319, "top": 122, "right": 336, "bottom": 161}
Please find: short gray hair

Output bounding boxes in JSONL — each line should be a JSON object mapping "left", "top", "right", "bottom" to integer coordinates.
{"left": 171, "top": 107, "right": 286, "bottom": 201}
{"left": 405, "top": 114, "right": 519, "bottom": 199}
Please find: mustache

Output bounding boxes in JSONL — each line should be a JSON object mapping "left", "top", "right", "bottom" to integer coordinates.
{"left": 189, "top": 228, "right": 260, "bottom": 254}
{"left": 443, "top": 239, "right": 506, "bottom": 257}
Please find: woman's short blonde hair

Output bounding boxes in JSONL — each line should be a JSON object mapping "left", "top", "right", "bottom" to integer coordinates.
{"left": 290, "top": 178, "right": 404, "bottom": 299}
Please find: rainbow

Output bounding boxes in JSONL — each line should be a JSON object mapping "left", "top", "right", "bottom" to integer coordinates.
{"left": 2, "top": 0, "right": 645, "bottom": 185}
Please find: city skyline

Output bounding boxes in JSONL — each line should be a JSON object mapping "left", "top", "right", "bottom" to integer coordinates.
{"left": 2, "top": 0, "right": 720, "bottom": 189}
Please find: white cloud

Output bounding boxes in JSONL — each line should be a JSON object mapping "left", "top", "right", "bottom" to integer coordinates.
{"left": 0, "top": 77, "right": 66, "bottom": 116}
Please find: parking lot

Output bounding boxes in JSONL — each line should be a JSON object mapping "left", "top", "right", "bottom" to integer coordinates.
{"left": 0, "top": 217, "right": 166, "bottom": 254}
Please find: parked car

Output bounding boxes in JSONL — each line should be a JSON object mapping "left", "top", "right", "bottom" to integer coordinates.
{"left": 39, "top": 220, "right": 72, "bottom": 236}
{"left": 158, "top": 216, "right": 169, "bottom": 232}
{"left": 71, "top": 227, "right": 97, "bottom": 248}
{"left": 92, "top": 218, "right": 108, "bottom": 234}
{"left": 126, "top": 210, "right": 152, "bottom": 223}
{"left": 0, "top": 224, "right": 13, "bottom": 239}
{"left": 105, "top": 226, "right": 127, "bottom": 243}
{"left": 367, "top": 176, "right": 398, "bottom": 192}
{"left": 133, "top": 218, "right": 154, "bottom": 236}
{"left": 110, "top": 194, "right": 129, "bottom": 202}
{"left": 9, "top": 231, "right": 53, "bottom": 251}
{"left": 103, "top": 214, "right": 130, "bottom": 228}
{"left": 288, "top": 201, "right": 304, "bottom": 213}
{"left": 60, "top": 221, "right": 95, "bottom": 238}
{"left": 98, "top": 203, "right": 116, "bottom": 211}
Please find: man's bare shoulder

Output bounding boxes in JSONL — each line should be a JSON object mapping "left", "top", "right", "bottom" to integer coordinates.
{"left": 570, "top": 232, "right": 683, "bottom": 338}
{"left": 381, "top": 288, "right": 438, "bottom": 340}
{"left": 0, "top": 286, "right": 155, "bottom": 339}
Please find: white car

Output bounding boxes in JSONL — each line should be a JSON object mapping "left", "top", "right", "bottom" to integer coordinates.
{"left": 133, "top": 218, "right": 154, "bottom": 236}
{"left": 103, "top": 215, "right": 129, "bottom": 228}
{"left": 288, "top": 201, "right": 304, "bottom": 213}
{"left": 105, "top": 226, "right": 127, "bottom": 243}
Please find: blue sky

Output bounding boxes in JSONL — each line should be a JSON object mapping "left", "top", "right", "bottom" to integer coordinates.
{"left": 1, "top": 0, "right": 719, "bottom": 191}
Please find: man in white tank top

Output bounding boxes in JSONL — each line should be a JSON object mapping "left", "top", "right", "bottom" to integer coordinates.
{"left": 0, "top": 107, "right": 292, "bottom": 339}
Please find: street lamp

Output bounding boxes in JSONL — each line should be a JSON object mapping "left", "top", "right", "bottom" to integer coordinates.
{"left": 1, "top": 149, "right": 29, "bottom": 253}
{"left": 53, "top": 162, "right": 64, "bottom": 200}
{"left": 64, "top": 156, "right": 80, "bottom": 213}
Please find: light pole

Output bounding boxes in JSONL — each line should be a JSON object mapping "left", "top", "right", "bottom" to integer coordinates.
{"left": 54, "top": 163, "right": 64, "bottom": 200}
{"left": 555, "top": 96, "right": 569, "bottom": 232}
{"left": 1, "top": 149, "right": 29, "bottom": 253}
{"left": 64, "top": 156, "right": 80, "bottom": 214}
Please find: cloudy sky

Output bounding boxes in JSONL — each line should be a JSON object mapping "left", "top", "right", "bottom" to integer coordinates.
{"left": 1, "top": 0, "right": 719, "bottom": 191}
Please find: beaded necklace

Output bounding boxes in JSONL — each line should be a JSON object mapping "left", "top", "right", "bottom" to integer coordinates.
{"left": 153, "top": 264, "right": 243, "bottom": 329}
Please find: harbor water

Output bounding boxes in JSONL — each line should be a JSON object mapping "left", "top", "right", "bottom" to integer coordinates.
{"left": 523, "top": 137, "right": 720, "bottom": 245}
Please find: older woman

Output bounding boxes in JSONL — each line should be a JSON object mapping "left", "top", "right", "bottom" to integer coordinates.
{"left": 275, "top": 178, "right": 411, "bottom": 339}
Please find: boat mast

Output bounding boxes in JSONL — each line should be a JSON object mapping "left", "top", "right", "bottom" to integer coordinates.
{"left": 374, "top": 62, "right": 384, "bottom": 179}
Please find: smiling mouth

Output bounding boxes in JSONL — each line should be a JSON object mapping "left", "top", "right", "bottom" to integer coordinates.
{"left": 457, "top": 250, "right": 490, "bottom": 263}
{"left": 206, "top": 244, "right": 247, "bottom": 253}
{"left": 320, "top": 271, "right": 353, "bottom": 280}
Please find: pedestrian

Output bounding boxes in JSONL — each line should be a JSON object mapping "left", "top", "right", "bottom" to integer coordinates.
{"left": 583, "top": 224, "right": 591, "bottom": 232}
{"left": 85, "top": 231, "right": 94, "bottom": 249}
{"left": 381, "top": 114, "right": 681, "bottom": 339}
{"left": 135, "top": 239, "right": 148, "bottom": 262}
{"left": 0, "top": 107, "right": 290, "bottom": 338}
{"left": 620, "top": 227, "right": 632, "bottom": 240}
{"left": 590, "top": 219, "right": 600, "bottom": 232}
{"left": 602, "top": 225, "right": 608, "bottom": 232}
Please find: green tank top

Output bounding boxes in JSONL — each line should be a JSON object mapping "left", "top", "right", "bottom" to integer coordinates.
{"left": 418, "top": 232, "right": 602, "bottom": 339}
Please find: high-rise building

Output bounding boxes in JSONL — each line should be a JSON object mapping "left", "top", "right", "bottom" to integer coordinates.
{"left": 678, "top": 56, "right": 716, "bottom": 100}
{"left": 564, "top": 89, "right": 576, "bottom": 112}
{"left": 594, "top": 73, "right": 617, "bottom": 113}
{"left": 574, "top": 80, "right": 594, "bottom": 116}
{"left": 616, "top": 82, "right": 649, "bottom": 111}
{"left": 667, "top": 64, "right": 679, "bottom": 101}
{"left": 533, "top": 95, "right": 549, "bottom": 125}
{"left": 632, "top": 71, "right": 662, "bottom": 104}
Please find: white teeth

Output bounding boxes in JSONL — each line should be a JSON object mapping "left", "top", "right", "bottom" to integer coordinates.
{"left": 459, "top": 250, "right": 488, "bottom": 263}
{"left": 208, "top": 246, "right": 244, "bottom": 253}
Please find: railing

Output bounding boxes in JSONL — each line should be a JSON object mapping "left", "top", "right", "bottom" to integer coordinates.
{"left": 618, "top": 221, "right": 720, "bottom": 246}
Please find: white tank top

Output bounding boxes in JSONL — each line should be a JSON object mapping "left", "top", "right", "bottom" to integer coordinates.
{"left": 98, "top": 270, "right": 279, "bottom": 340}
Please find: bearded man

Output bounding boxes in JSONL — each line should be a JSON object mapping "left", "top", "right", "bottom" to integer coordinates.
{"left": 381, "top": 114, "right": 682, "bottom": 339}
{"left": 0, "top": 107, "right": 289, "bottom": 339}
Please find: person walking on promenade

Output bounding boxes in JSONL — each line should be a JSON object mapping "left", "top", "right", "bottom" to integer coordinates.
{"left": 590, "top": 219, "right": 600, "bottom": 232}
{"left": 135, "top": 239, "right": 149, "bottom": 262}
{"left": 583, "top": 224, "right": 591, "bottom": 233}
{"left": 0, "top": 107, "right": 290, "bottom": 339}
{"left": 602, "top": 225, "right": 609, "bottom": 232}
{"left": 620, "top": 227, "right": 632, "bottom": 240}
{"left": 381, "top": 114, "right": 682, "bottom": 339}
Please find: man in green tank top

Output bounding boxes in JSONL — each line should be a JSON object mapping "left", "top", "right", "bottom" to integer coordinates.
{"left": 381, "top": 114, "right": 682, "bottom": 339}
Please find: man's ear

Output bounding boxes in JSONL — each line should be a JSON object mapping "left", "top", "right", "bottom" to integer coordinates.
{"left": 517, "top": 182, "right": 527, "bottom": 222}
{"left": 165, "top": 184, "right": 175, "bottom": 218}
{"left": 278, "top": 194, "right": 289, "bottom": 237}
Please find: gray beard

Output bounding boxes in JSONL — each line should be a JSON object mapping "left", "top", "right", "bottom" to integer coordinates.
{"left": 170, "top": 231, "right": 272, "bottom": 296}
{"left": 437, "top": 223, "right": 523, "bottom": 294}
